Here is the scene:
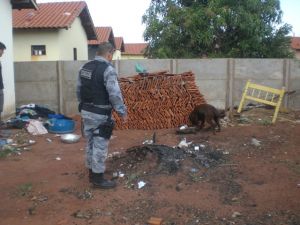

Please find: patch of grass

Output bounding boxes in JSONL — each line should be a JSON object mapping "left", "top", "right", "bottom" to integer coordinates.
{"left": 257, "top": 118, "right": 272, "bottom": 126}
{"left": 279, "top": 160, "right": 300, "bottom": 175}
{"left": 125, "top": 173, "right": 140, "bottom": 188}
{"left": 17, "top": 183, "right": 33, "bottom": 196}
{"left": 0, "top": 146, "right": 18, "bottom": 158}
{"left": 188, "top": 173, "right": 204, "bottom": 182}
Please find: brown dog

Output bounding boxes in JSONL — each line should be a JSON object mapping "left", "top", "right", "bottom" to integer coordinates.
{"left": 189, "top": 104, "right": 225, "bottom": 133}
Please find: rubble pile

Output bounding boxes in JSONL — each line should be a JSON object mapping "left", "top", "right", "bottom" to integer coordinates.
{"left": 113, "top": 71, "right": 206, "bottom": 129}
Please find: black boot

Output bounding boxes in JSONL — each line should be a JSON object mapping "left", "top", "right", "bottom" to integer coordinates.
{"left": 92, "top": 172, "right": 116, "bottom": 189}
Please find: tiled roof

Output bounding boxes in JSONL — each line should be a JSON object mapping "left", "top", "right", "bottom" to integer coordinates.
{"left": 88, "top": 27, "right": 114, "bottom": 45}
{"left": 291, "top": 37, "right": 300, "bottom": 50}
{"left": 124, "top": 43, "right": 148, "bottom": 55}
{"left": 114, "top": 37, "right": 125, "bottom": 51}
{"left": 13, "top": 1, "right": 97, "bottom": 40}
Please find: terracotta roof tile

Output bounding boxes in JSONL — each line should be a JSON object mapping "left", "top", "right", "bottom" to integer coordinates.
{"left": 291, "top": 37, "right": 300, "bottom": 50}
{"left": 88, "top": 27, "right": 114, "bottom": 45}
{"left": 114, "top": 37, "right": 125, "bottom": 51}
{"left": 124, "top": 43, "right": 148, "bottom": 55}
{"left": 13, "top": 1, "right": 97, "bottom": 39}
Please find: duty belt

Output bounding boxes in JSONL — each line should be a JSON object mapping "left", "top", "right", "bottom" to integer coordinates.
{"left": 81, "top": 103, "right": 112, "bottom": 116}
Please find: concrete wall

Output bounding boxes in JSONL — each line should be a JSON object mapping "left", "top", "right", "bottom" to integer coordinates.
{"left": 0, "top": 1, "right": 17, "bottom": 118}
{"left": 14, "top": 58, "right": 300, "bottom": 116}
{"left": 14, "top": 61, "right": 59, "bottom": 112}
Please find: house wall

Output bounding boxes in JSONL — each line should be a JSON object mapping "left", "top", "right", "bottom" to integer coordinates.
{"left": 14, "top": 18, "right": 88, "bottom": 61}
{"left": 58, "top": 17, "right": 88, "bottom": 60}
{"left": 13, "top": 29, "right": 60, "bottom": 61}
{"left": 14, "top": 58, "right": 300, "bottom": 116}
{"left": 0, "top": 1, "right": 16, "bottom": 118}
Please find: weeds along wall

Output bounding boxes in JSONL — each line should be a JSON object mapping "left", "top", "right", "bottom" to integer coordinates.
{"left": 14, "top": 58, "right": 300, "bottom": 115}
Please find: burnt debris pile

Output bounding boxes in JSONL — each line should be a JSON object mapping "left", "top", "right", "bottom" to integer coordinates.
{"left": 109, "top": 143, "right": 227, "bottom": 177}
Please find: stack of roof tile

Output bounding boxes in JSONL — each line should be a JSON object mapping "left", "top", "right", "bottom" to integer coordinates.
{"left": 113, "top": 71, "right": 206, "bottom": 130}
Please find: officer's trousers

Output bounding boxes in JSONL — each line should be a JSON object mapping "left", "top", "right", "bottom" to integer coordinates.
{"left": 81, "top": 110, "right": 110, "bottom": 173}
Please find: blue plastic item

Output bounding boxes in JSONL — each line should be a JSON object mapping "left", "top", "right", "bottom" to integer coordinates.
{"left": 48, "top": 114, "right": 65, "bottom": 119}
{"left": 47, "top": 118, "right": 75, "bottom": 134}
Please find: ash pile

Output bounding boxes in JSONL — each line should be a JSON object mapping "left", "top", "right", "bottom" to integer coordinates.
{"left": 108, "top": 143, "right": 228, "bottom": 178}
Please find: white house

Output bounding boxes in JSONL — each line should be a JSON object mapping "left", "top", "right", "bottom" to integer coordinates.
{"left": 13, "top": 1, "right": 97, "bottom": 61}
{"left": 0, "top": 0, "right": 37, "bottom": 118}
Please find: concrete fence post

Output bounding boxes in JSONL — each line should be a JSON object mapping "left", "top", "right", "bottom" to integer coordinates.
{"left": 226, "top": 58, "right": 235, "bottom": 111}
{"left": 282, "top": 59, "right": 291, "bottom": 108}
{"left": 172, "top": 59, "right": 178, "bottom": 74}
{"left": 56, "top": 61, "right": 64, "bottom": 114}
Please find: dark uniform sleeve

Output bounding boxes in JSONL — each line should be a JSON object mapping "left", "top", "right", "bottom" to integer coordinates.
{"left": 104, "top": 65, "right": 127, "bottom": 117}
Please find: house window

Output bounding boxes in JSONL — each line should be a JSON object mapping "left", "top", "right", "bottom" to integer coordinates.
{"left": 31, "top": 45, "right": 46, "bottom": 56}
{"left": 73, "top": 48, "right": 77, "bottom": 60}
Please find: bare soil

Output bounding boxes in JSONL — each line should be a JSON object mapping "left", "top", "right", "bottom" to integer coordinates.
{"left": 0, "top": 108, "right": 300, "bottom": 225}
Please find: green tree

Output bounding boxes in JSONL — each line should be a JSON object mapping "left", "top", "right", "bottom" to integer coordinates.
{"left": 142, "top": 0, "right": 293, "bottom": 58}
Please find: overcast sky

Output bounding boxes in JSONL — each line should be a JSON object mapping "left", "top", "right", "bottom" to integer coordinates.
{"left": 36, "top": 0, "right": 300, "bottom": 43}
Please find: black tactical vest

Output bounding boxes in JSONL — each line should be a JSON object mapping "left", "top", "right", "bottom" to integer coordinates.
{"left": 79, "top": 60, "right": 110, "bottom": 105}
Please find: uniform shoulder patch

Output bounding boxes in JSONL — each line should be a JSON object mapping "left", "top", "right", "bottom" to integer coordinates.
{"left": 80, "top": 68, "right": 92, "bottom": 79}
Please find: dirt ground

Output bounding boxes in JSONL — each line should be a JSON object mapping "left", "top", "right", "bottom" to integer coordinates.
{"left": 0, "top": 108, "right": 300, "bottom": 225}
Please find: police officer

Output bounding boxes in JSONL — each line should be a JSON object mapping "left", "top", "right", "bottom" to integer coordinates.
{"left": 77, "top": 42, "right": 127, "bottom": 189}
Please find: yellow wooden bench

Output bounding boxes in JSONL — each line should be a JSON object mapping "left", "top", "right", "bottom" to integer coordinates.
{"left": 237, "top": 80, "right": 285, "bottom": 123}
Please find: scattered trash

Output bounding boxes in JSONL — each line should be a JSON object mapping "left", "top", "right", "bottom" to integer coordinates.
{"left": 72, "top": 210, "right": 92, "bottom": 219}
{"left": 176, "top": 126, "right": 197, "bottom": 134}
{"left": 231, "top": 197, "right": 239, "bottom": 202}
{"left": 147, "top": 217, "right": 163, "bottom": 225}
{"left": 26, "top": 119, "right": 48, "bottom": 135}
{"left": 179, "top": 125, "right": 188, "bottom": 130}
{"left": 113, "top": 171, "right": 125, "bottom": 178}
{"left": 223, "top": 151, "right": 230, "bottom": 155}
{"left": 0, "top": 138, "right": 8, "bottom": 146}
{"left": 0, "top": 130, "right": 13, "bottom": 138}
{"left": 31, "top": 195, "right": 48, "bottom": 202}
{"left": 143, "top": 139, "right": 153, "bottom": 145}
{"left": 138, "top": 181, "right": 146, "bottom": 189}
{"left": 56, "top": 157, "right": 61, "bottom": 161}
{"left": 60, "top": 134, "right": 81, "bottom": 144}
{"left": 199, "top": 144, "right": 206, "bottom": 148}
{"left": 251, "top": 138, "right": 261, "bottom": 147}
{"left": 190, "top": 168, "right": 199, "bottom": 173}
{"left": 108, "top": 151, "right": 122, "bottom": 159}
{"left": 178, "top": 138, "right": 192, "bottom": 148}
{"left": 297, "top": 183, "right": 300, "bottom": 188}
{"left": 46, "top": 138, "right": 52, "bottom": 143}
{"left": 194, "top": 146, "right": 200, "bottom": 151}
{"left": 232, "top": 211, "right": 242, "bottom": 218}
